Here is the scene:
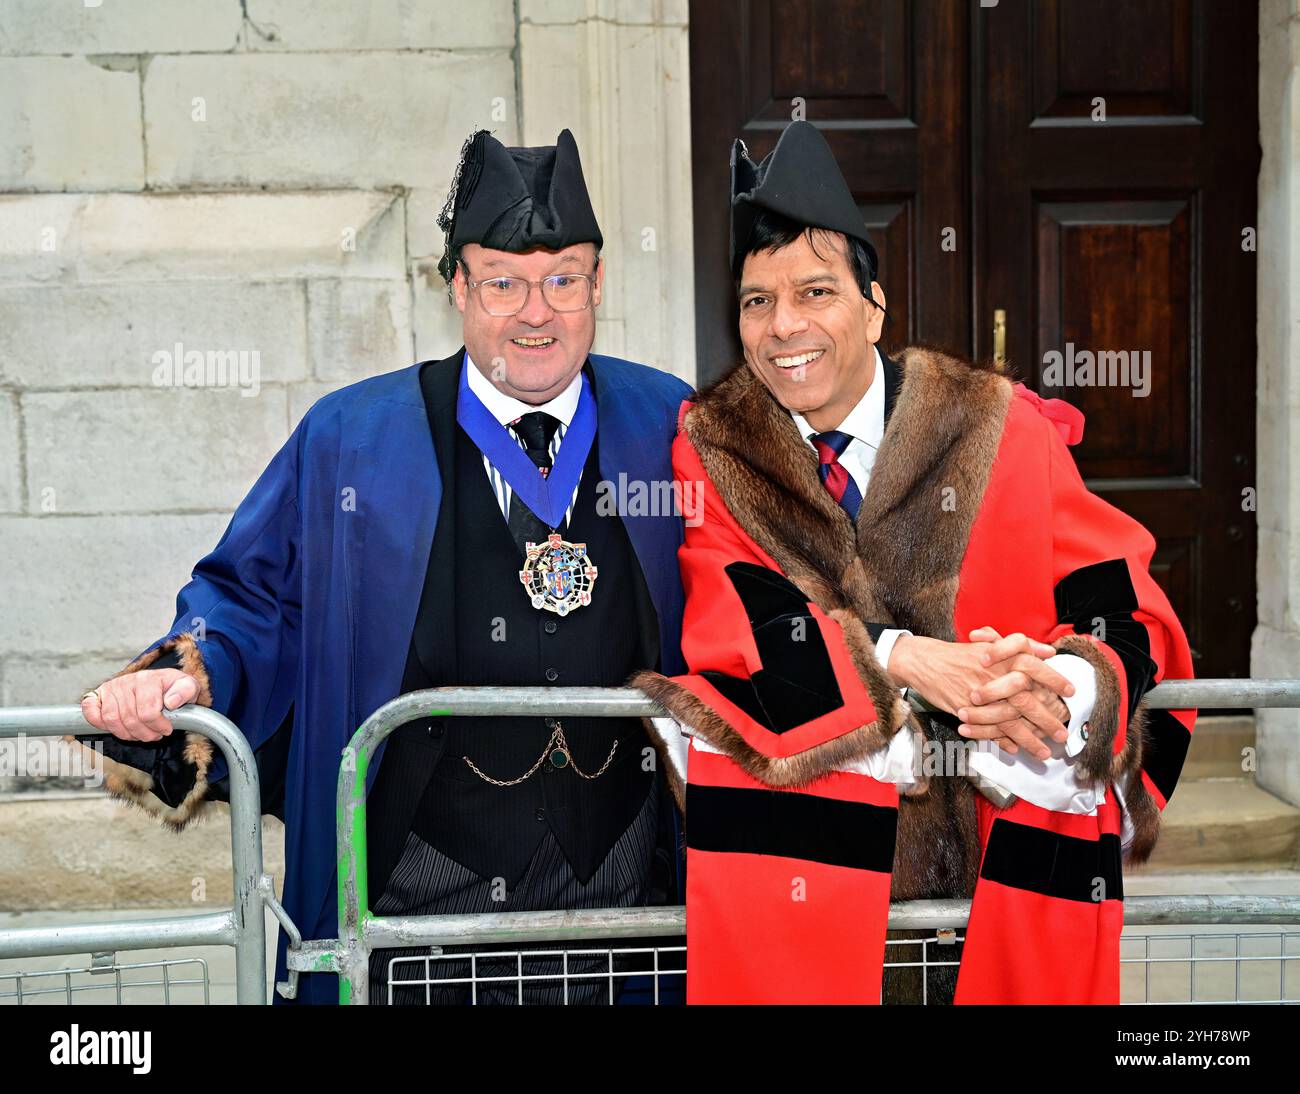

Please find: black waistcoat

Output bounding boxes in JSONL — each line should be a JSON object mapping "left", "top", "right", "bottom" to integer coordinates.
{"left": 367, "top": 357, "right": 662, "bottom": 895}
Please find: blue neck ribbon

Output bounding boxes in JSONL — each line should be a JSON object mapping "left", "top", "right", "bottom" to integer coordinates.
{"left": 456, "top": 361, "right": 597, "bottom": 531}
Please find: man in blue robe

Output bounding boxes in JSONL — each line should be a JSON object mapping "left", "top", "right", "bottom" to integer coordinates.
{"left": 77, "top": 129, "right": 691, "bottom": 1005}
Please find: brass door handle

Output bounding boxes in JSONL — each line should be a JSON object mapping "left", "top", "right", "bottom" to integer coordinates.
{"left": 992, "top": 308, "right": 1006, "bottom": 366}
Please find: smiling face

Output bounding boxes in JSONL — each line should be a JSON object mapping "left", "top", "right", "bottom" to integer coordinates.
{"left": 737, "top": 228, "right": 886, "bottom": 433}
{"left": 454, "top": 241, "right": 603, "bottom": 404}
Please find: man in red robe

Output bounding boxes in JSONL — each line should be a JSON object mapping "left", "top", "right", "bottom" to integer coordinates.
{"left": 633, "top": 121, "right": 1196, "bottom": 1005}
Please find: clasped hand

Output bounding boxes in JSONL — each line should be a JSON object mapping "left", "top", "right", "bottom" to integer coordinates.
{"left": 887, "top": 627, "right": 1072, "bottom": 761}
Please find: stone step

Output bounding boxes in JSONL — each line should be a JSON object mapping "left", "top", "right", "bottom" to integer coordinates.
{"left": 1179, "top": 715, "right": 1255, "bottom": 781}
{"left": 1142, "top": 778, "right": 1300, "bottom": 872}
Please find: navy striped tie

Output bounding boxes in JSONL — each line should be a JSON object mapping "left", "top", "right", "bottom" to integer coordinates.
{"left": 811, "top": 430, "right": 863, "bottom": 520}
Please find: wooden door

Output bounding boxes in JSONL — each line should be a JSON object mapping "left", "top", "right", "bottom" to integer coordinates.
{"left": 976, "top": 0, "right": 1258, "bottom": 678}
{"left": 688, "top": 0, "right": 1259, "bottom": 677}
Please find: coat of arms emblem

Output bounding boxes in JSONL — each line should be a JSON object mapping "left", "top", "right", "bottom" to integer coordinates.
{"left": 519, "top": 533, "right": 598, "bottom": 615}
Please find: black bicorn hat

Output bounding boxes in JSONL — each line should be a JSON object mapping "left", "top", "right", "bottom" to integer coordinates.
{"left": 729, "top": 120, "right": 879, "bottom": 283}
{"left": 436, "top": 128, "right": 603, "bottom": 282}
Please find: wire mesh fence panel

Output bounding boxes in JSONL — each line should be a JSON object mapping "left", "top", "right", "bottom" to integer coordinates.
{"left": 376, "top": 929, "right": 1300, "bottom": 1005}
{"left": 384, "top": 942, "right": 688, "bottom": 1005}
{"left": 882, "top": 930, "right": 964, "bottom": 1005}
{"left": 1121, "top": 931, "right": 1300, "bottom": 1005}
{"left": 0, "top": 957, "right": 211, "bottom": 1005}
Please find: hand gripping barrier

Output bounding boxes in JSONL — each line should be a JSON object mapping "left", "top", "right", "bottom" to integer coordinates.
{"left": 0, "top": 705, "right": 292, "bottom": 1005}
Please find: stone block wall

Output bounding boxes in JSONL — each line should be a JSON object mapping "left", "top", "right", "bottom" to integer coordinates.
{"left": 0, "top": 0, "right": 693, "bottom": 714}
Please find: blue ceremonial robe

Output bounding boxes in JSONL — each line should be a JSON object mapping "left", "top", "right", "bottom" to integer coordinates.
{"left": 131, "top": 351, "right": 691, "bottom": 1004}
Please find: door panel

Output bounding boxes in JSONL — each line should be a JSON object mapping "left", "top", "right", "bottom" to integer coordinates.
{"left": 1035, "top": 198, "right": 1194, "bottom": 480}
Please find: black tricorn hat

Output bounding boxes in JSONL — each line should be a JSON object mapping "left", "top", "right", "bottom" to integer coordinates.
{"left": 730, "top": 120, "right": 878, "bottom": 283}
{"left": 437, "top": 128, "right": 603, "bottom": 282}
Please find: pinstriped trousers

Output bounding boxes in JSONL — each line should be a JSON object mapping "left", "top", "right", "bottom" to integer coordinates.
{"left": 368, "top": 783, "right": 661, "bottom": 1005}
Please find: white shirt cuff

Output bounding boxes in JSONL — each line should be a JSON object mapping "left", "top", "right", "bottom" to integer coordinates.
{"left": 647, "top": 716, "right": 689, "bottom": 787}
{"left": 964, "top": 654, "right": 1101, "bottom": 815}
{"left": 1043, "top": 652, "right": 1097, "bottom": 757}
{"left": 874, "top": 628, "right": 911, "bottom": 694}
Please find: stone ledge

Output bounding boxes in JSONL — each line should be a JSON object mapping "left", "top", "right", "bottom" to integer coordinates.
{"left": 1180, "top": 715, "right": 1255, "bottom": 781}
{"left": 0, "top": 191, "right": 406, "bottom": 285}
{"left": 0, "top": 794, "right": 285, "bottom": 911}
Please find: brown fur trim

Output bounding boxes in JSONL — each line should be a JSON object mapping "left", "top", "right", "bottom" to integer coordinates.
{"left": 66, "top": 632, "right": 216, "bottom": 830}
{"left": 1051, "top": 633, "right": 1162, "bottom": 862}
{"left": 853, "top": 347, "right": 1013, "bottom": 639}
{"left": 1051, "top": 634, "right": 1142, "bottom": 784}
{"left": 684, "top": 349, "right": 1013, "bottom": 639}
{"left": 630, "top": 592, "right": 925, "bottom": 788}
{"left": 892, "top": 775, "right": 981, "bottom": 901}
{"left": 633, "top": 668, "right": 904, "bottom": 790}
{"left": 656, "top": 347, "right": 1014, "bottom": 788}
{"left": 684, "top": 365, "right": 865, "bottom": 614}
{"left": 1120, "top": 768, "right": 1163, "bottom": 865}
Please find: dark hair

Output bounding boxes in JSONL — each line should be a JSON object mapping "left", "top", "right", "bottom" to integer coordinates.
{"left": 735, "top": 209, "right": 882, "bottom": 310}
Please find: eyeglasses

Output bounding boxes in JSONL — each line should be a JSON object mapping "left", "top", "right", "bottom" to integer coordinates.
{"left": 463, "top": 267, "right": 598, "bottom": 317}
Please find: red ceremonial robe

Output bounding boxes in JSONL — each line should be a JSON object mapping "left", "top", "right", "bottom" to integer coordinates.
{"left": 633, "top": 348, "right": 1196, "bottom": 1005}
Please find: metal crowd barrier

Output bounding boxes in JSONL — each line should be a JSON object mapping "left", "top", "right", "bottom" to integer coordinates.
{"left": 319, "top": 678, "right": 1300, "bottom": 1004}
{"left": 1, "top": 679, "right": 1299, "bottom": 1004}
{"left": 0, "top": 705, "right": 290, "bottom": 1005}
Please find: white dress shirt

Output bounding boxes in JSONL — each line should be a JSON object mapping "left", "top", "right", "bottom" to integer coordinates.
{"left": 791, "top": 345, "right": 889, "bottom": 494}
{"left": 786, "top": 344, "right": 1105, "bottom": 820}
{"left": 790, "top": 346, "right": 907, "bottom": 670}
{"left": 464, "top": 353, "right": 584, "bottom": 526}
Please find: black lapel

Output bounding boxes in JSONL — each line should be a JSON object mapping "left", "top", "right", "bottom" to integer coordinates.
{"left": 422, "top": 349, "right": 463, "bottom": 483}
{"left": 407, "top": 349, "right": 465, "bottom": 688}
{"left": 370, "top": 348, "right": 464, "bottom": 904}
{"left": 583, "top": 360, "right": 663, "bottom": 672}
{"left": 880, "top": 347, "right": 900, "bottom": 427}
